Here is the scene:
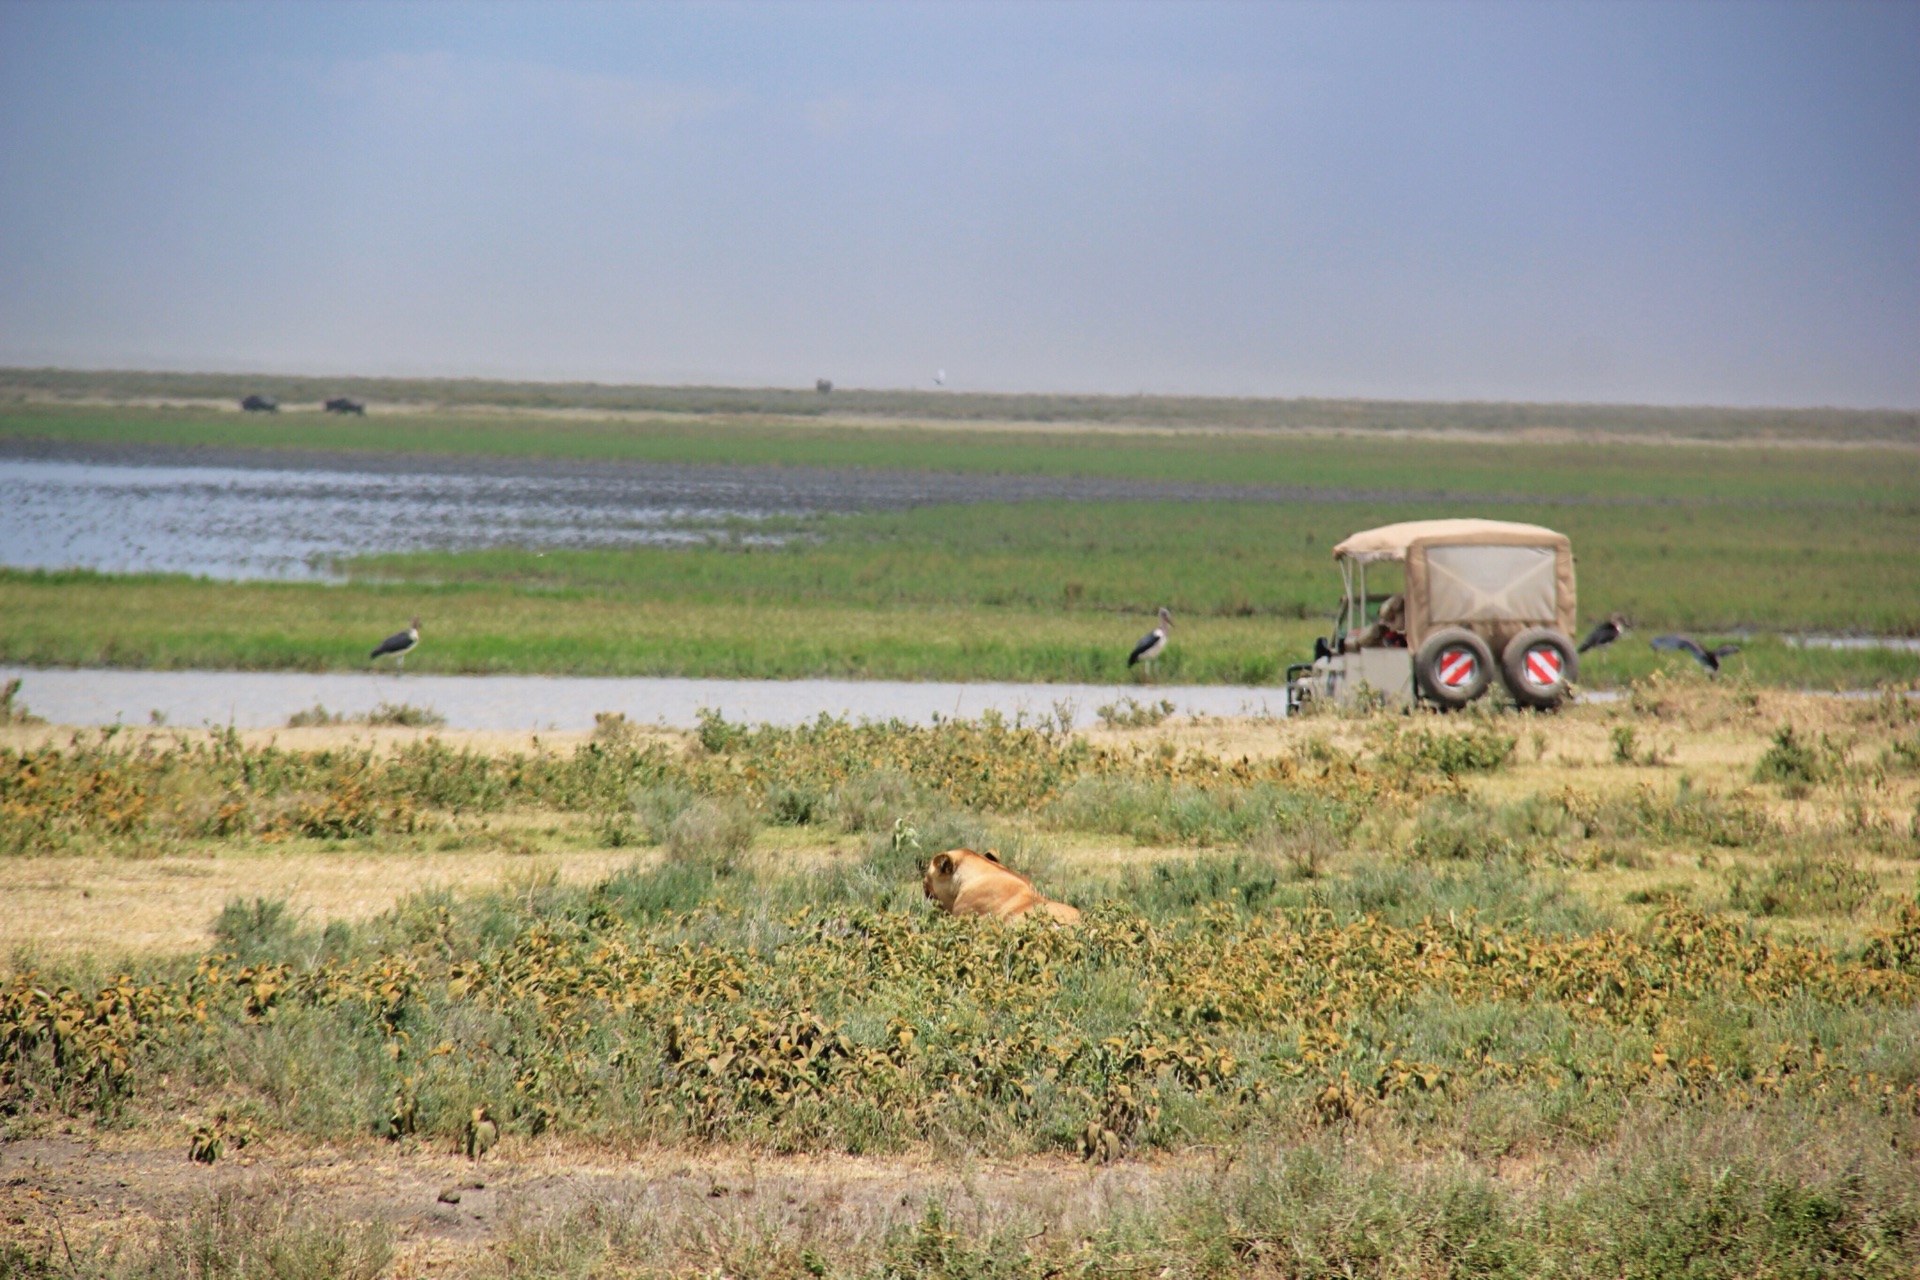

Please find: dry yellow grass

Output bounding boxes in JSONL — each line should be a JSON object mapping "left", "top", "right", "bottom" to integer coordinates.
{"left": 0, "top": 845, "right": 644, "bottom": 962}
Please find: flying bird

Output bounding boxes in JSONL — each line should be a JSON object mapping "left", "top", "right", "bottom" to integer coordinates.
{"left": 370, "top": 617, "right": 420, "bottom": 671}
{"left": 1651, "top": 634, "right": 1741, "bottom": 673}
{"left": 1128, "top": 607, "right": 1173, "bottom": 679}
{"left": 1579, "top": 613, "right": 1631, "bottom": 653}
{"left": 934, "top": 368, "right": 946, "bottom": 387}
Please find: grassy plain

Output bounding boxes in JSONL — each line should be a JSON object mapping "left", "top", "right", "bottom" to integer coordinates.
{"left": 6, "top": 403, "right": 1920, "bottom": 502}
{"left": 3, "top": 399, "right": 1918, "bottom": 686}
{"left": 3, "top": 683, "right": 1919, "bottom": 1276}
{"left": 8, "top": 365, "right": 1919, "bottom": 442}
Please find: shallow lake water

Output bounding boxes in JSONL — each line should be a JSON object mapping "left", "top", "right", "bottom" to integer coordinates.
{"left": 0, "top": 454, "right": 807, "bottom": 579}
{"left": 0, "top": 667, "right": 1288, "bottom": 732}
{"left": 0, "top": 441, "right": 1426, "bottom": 581}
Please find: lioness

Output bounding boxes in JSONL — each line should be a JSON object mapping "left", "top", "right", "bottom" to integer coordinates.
{"left": 922, "top": 848, "right": 1081, "bottom": 924}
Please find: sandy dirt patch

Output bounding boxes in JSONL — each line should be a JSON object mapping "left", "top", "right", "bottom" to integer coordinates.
{"left": 0, "top": 846, "right": 643, "bottom": 963}
{"left": 0, "top": 1130, "right": 1185, "bottom": 1273}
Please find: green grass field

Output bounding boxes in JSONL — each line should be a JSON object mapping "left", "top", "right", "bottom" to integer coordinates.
{"left": 2, "top": 399, "right": 1916, "bottom": 686}
{"left": 6, "top": 402, "right": 1920, "bottom": 503}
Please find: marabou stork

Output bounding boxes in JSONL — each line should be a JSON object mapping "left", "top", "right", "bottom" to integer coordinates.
{"left": 1651, "top": 634, "right": 1741, "bottom": 674}
{"left": 370, "top": 618, "right": 420, "bottom": 671}
{"left": 1128, "top": 607, "right": 1173, "bottom": 679}
{"left": 1579, "top": 613, "right": 1631, "bottom": 653}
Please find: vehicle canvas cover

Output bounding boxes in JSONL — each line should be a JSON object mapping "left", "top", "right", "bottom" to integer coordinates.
{"left": 1331, "top": 519, "right": 1576, "bottom": 651}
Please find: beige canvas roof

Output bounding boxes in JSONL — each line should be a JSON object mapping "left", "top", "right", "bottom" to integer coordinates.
{"left": 1332, "top": 519, "right": 1568, "bottom": 563}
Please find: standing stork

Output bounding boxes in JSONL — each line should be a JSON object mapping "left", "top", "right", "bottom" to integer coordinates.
{"left": 370, "top": 617, "right": 420, "bottom": 671}
{"left": 1128, "top": 607, "right": 1173, "bottom": 680}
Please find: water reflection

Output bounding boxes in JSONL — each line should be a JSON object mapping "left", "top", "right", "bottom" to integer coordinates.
{"left": 0, "top": 667, "right": 1287, "bottom": 731}
{"left": 0, "top": 457, "right": 797, "bottom": 580}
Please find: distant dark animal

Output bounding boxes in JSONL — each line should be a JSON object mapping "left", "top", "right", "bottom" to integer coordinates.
{"left": 815, "top": 378, "right": 833, "bottom": 394}
{"left": 1128, "top": 607, "right": 1173, "bottom": 679}
{"left": 324, "top": 397, "right": 366, "bottom": 415}
{"left": 1651, "top": 634, "right": 1742, "bottom": 673}
{"left": 1579, "top": 613, "right": 1631, "bottom": 653}
{"left": 240, "top": 395, "right": 279, "bottom": 413}
{"left": 370, "top": 617, "right": 420, "bottom": 670}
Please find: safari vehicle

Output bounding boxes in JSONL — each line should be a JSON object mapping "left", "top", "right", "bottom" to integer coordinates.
{"left": 1285, "top": 519, "right": 1580, "bottom": 713}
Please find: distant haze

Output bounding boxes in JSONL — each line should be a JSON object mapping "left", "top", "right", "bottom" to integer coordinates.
{"left": 1, "top": 1, "right": 1915, "bottom": 408}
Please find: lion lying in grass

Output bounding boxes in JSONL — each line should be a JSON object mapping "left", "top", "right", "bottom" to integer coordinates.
{"left": 922, "top": 848, "right": 1081, "bottom": 923}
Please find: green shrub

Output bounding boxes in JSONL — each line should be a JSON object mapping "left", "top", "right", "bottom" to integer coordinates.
{"left": 213, "top": 896, "right": 301, "bottom": 960}
{"left": 1569, "top": 777, "right": 1774, "bottom": 849}
{"left": 1729, "top": 853, "right": 1879, "bottom": 918}
{"left": 631, "top": 780, "right": 697, "bottom": 842}
{"left": 0, "top": 678, "right": 44, "bottom": 726}
{"left": 1117, "top": 852, "right": 1289, "bottom": 914}
{"left": 768, "top": 783, "right": 825, "bottom": 826}
{"left": 1754, "top": 723, "right": 1843, "bottom": 793}
{"left": 1096, "top": 697, "right": 1175, "bottom": 729}
{"left": 695, "top": 706, "right": 747, "bottom": 754}
{"left": 1864, "top": 898, "right": 1920, "bottom": 974}
{"left": 663, "top": 798, "right": 757, "bottom": 871}
{"left": 1374, "top": 723, "right": 1516, "bottom": 779}
{"left": 829, "top": 770, "right": 928, "bottom": 834}
{"left": 1410, "top": 797, "right": 1521, "bottom": 863}
{"left": 1046, "top": 777, "right": 1286, "bottom": 847}
{"left": 1612, "top": 724, "right": 1640, "bottom": 764}
{"left": 362, "top": 701, "right": 445, "bottom": 728}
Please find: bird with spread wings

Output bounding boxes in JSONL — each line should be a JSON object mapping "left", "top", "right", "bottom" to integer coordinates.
{"left": 1651, "top": 633, "right": 1741, "bottom": 673}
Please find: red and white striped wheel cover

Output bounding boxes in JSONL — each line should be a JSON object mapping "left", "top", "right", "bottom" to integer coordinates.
{"left": 1438, "top": 647, "right": 1478, "bottom": 687}
{"left": 1524, "top": 644, "right": 1564, "bottom": 687}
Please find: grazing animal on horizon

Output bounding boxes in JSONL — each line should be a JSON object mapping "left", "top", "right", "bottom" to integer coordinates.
{"left": 1651, "top": 633, "right": 1742, "bottom": 674}
{"left": 923, "top": 849, "right": 1081, "bottom": 923}
{"left": 1579, "top": 613, "right": 1631, "bottom": 653}
{"left": 240, "top": 394, "right": 279, "bottom": 413}
{"left": 1128, "top": 607, "right": 1173, "bottom": 679}
{"left": 324, "top": 396, "right": 366, "bottom": 415}
{"left": 370, "top": 617, "right": 420, "bottom": 671}
{"left": 815, "top": 378, "right": 833, "bottom": 394}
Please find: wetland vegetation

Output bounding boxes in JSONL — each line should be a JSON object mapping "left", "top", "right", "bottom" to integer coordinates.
{"left": 4, "top": 381, "right": 1917, "bottom": 1272}
{"left": 2, "top": 680, "right": 1918, "bottom": 1275}
{"left": 3, "top": 397, "right": 1917, "bottom": 687}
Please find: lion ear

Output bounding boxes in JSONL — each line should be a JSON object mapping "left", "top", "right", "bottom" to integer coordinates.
{"left": 982, "top": 849, "right": 1003, "bottom": 864}
{"left": 932, "top": 853, "right": 954, "bottom": 875}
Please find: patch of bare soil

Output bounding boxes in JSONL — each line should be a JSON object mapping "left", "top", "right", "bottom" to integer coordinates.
{"left": 0, "top": 846, "right": 644, "bottom": 962}
{"left": 0, "top": 1131, "right": 1187, "bottom": 1273}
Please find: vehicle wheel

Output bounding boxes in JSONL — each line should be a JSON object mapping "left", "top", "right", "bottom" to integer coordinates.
{"left": 1500, "top": 628, "right": 1579, "bottom": 710}
{"left": 1414, "top": 628, "right": 1494, "bottom": 709}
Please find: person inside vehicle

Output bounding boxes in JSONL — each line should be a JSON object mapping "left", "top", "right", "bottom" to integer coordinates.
{"left": 1348, "top": 594, "right": 1406, "bottom": 650}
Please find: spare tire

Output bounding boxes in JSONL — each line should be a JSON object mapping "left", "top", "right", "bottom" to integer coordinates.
{"left": 1415, "top": 628, "right": 1494, "bottom": 710}
{"left": 1501, "top": 628, "right": 1579, "bottom": 710}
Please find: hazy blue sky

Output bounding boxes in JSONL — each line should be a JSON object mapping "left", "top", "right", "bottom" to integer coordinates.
{"left": 2, "top": 1, "right": 1915, "bottom": 406}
